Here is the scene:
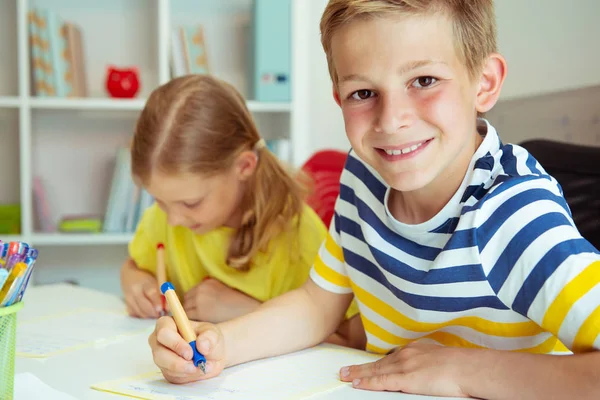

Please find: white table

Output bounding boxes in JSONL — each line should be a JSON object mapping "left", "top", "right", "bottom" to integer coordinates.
{"left": 15, "top": 284, "right": 454, "bottom": 399}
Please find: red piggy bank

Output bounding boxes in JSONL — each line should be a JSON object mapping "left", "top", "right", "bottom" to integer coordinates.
{"left": 105, "top": 66, "right": 140, "bottom": 98}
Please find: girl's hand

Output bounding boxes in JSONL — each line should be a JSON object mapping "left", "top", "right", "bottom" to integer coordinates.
{"left": 340, "top": 342, "right": 473, "bottom": 398}
{"left": 183, "top": 278, "right": 260, "bottom": 323}
{"left": 148, "top": 316, "right": 226, "bottom": 384}
{"left": 121, "top": 263, "right": 163, "bottom": 319}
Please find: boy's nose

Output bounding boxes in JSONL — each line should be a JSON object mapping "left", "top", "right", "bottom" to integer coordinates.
{"left": 375, "top": 94, "right": 413, "bottom": 134}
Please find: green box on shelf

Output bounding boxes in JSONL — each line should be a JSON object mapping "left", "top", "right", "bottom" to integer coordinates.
{"left": 0, "top": 204, "right": 21, "bottom": 234}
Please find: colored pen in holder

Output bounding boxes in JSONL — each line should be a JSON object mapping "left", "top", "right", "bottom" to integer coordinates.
{"left": 160, "top": 282, "right": 207, "bottom": 373}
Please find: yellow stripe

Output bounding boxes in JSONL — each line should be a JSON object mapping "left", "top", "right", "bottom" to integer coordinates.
{"left": 363, "top": 315, "right": 564, "bottom": 354}
{"left": 313, "top": 254, "right": 351, "bottom": 288}
{"left": 572, "top": 304, "right": 600, "bottom": 353}
{"left": 353, "top": 284, "right": 543, "bottom": 338}
{"left": 542, "top": 261, "right": 600, "bottom": 335}
{"left": 324, "top": 232, "right": 344, "bottom": 263}
{"left": 366, "top": 343, "right": 389, "bottom": 354}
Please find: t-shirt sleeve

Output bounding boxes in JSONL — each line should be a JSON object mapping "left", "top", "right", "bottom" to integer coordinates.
{"left": 310, "top": 203, "right": 354, "bottom": 295}
{"left": 128, "top": 203, "right": 167, "bottom": 275}
{"left": 477, "top": 177, "right": 600, "bottom": 352}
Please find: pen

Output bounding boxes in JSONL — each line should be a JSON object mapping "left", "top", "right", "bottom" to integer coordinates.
{"left": 0, "top": 269, "right": 8, "bottom": 291}
{"left": 0, "top": 262, "right": 27, "bottom": 306}
{"left": 160, "top": 281, "right": 207, "bottom": 373}
{"left": 156, "top": 243, "right": 167, "bottom": 314}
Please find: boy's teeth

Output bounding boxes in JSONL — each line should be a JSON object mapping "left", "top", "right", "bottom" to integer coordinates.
{"left": 384, "top": 142, "right": 423, "bottom": 156}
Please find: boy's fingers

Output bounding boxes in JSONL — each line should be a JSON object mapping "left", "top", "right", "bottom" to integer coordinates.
{"left": 155, "top": 317, "right": 194, "bottom": 360}
{"left": 340, "top": 359, "right": 393, "bottom": 381}
{"left": 196, "top": 327, "right": 224, "bottom": 359}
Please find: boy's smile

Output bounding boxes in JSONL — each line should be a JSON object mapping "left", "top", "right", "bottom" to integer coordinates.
{"left": 331, "top": 13, "right": 493, "bottom": 223}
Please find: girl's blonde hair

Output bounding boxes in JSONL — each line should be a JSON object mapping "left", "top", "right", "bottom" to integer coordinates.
{"left": 131, "top": 74, "right": 306, "bottom": 270}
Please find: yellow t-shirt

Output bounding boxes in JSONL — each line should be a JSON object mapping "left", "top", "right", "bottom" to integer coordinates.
{"left": 128, "top": 203, "right": 358, "bottom": 319}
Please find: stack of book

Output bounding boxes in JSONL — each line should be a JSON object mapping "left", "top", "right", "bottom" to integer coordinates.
{"left": 28, "top": 7, "right": 88, "bottom": 97}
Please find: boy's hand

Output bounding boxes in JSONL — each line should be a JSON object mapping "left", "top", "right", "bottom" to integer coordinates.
{"left": 122, "top": 266, "right": 163, "bottom": 319}
{"left": 148, "top": 316, "right": 226, "bottom": 384}
{"left": 340, "top": 342, "right": 472, "bottom": 398}
{"left": 183, "top": 278, "right": 260, "bottom": 323}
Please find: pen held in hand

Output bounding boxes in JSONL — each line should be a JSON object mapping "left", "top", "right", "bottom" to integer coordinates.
{"left": 160, "top": 281, "right": 207, "bottom": 374}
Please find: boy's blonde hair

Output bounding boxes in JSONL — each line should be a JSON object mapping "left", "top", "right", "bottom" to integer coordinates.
{"left": 320, "top": 0, "right": 497, "bottom": 84}
{"left": 131, "top": 75, "right": 306, "bottom": 270}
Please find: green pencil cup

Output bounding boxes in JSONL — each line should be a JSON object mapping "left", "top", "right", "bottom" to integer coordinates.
{"left": 0, "top": 301, "right": 24, "bottom": 400}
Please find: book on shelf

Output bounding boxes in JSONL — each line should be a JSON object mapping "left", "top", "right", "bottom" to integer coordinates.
{"left": 170, "top": 25, "right": 210, "bottom": 78}
{"left": 28, "top": 7, "right": 88, "bottom": 98}
{"left": 103, "top": 147, "right": 154, "bottom": 234}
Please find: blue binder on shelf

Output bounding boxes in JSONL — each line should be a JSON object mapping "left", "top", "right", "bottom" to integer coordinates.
{"left": 250, "top": 0, "right": 291, "bottom": 102}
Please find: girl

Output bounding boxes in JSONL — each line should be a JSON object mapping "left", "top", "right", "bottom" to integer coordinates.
{"left": 120, "top": 74, "right": 365, "bottom": 349}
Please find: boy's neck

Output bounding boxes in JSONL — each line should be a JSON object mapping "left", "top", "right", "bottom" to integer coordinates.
{"left": 388, "top": 130, "right": 484, "bottom": 225}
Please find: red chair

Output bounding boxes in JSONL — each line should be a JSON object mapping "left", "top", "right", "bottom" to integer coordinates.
{"left": 301, "top": 150, "right": 348, "bottom": 228}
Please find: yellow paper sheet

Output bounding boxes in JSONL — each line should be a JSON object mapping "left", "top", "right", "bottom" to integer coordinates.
{"left": 91, "top": 346, "right": 381, "bottom": 400}
{"left": 16, "top": 308, "right": 154, "bottom": 358}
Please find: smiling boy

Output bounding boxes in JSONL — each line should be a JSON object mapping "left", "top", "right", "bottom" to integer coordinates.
{"left": 148, "top": 1, "right": 600, "bottom": 398}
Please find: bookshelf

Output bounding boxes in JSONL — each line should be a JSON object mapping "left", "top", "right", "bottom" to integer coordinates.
{"left": 0, "top": 0, "right": 312, "bottom": 293}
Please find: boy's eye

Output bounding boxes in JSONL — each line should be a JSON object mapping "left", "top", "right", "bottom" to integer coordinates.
{"left": 412, "top": 76, "right": 437, "bottom": 88}
{"left": 350, "top": 89, "right": 375, "bottom": 101}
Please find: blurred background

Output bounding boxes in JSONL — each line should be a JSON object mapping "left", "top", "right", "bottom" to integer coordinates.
{"left": 0, "top": 0, "right": 598, "bottom": 295}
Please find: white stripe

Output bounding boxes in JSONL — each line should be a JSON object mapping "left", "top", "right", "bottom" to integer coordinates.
{"left": 318, "top": 243, "right": 346, "bottom": 275}
{"left": 343, "top": 233, "right": 495, "bottom": 297}
{"left": 527, "top": 253, "right": 599, "bottom": 325}
{"left": 557, "top": 280, "right": 600, "bottom": 348}
{"left": 349, "top": 268, "right": 530, "bottom": 324}
{"left": 480, "top": 200, "right": 574, "bottom": 275}
{"left": 495, "top": 226, "right": 583, "bottom": 305}
{"left": 365, "top": 332, "right": 394, "bottom": 352}
{"left": 309, "top": 269, "right": 352, "bottom": 294}
{"left": 361, "top": 304, "right": 551, "bottom": 351}
{"left": 593, "top": 333, "right": 600, "bottom": 350}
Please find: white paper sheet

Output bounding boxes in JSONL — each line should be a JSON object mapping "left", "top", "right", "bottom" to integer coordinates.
{"left": 92, "top": 346, "right": 382, "bottom": 400}
{"left": 16, "top": 308, "right": 154, "bottom": 357}
{"left": 14, "top": 372, "right": 79, "bottom": 400}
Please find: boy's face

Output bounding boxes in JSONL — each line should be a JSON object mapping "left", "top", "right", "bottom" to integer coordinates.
{"left": 331, "top": 13, "right": 485, "bottom": 193}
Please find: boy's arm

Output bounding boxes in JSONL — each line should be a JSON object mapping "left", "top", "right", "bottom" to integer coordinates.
{"left": 220, "top": 278, "right": 353, "bottom": 367}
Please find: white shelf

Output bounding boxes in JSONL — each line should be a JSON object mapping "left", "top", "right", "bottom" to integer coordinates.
{"left": 0, "top": 96, "right": 19, "bottom": 108}
{"left": 30, "top": 97, "right": 147, "bottom": 111}
{"left": 30, "top": 233, "right": 133, "bottom": 246}
{"left": 27, "top": 97, "right": 291, "bottom": 113}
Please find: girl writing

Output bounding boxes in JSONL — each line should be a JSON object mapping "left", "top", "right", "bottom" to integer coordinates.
{"left": 120, "top": 74, "right": 364, "bottom": 349}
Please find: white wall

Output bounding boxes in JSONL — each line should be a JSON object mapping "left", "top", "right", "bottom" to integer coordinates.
{"left": 305, "top": 0, "right": 600, "bottom": 152}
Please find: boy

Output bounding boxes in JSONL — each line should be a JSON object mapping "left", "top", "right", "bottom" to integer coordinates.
{"left": 148, "top": 1, "right": 600, "bottom": 398}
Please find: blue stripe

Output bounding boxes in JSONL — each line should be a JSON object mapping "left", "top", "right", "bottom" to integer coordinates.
{"left": 340, "top": 215, "right": 486, "bottom": 284}
{"left": 333, "top": 212, "right": 341, "bottom": 235}
{"left": 430, "top": 217, "right": 459, "bottom": 234}
{"left": 524, "top": 152, "right": 542, "bottom": 176}
{"left": 345, "top": 155, "right": 387, "bottom": 203}
{"left": 444, "top": 228, "right": 476, "bottom": 250}
{"left": 474, "top": 154, "right": 494, "bottom": 171}
{"left": 486, "top": 212, "right": 574, "bottom": 293}
{"left": 461, "top": 176, "right": 565, "bottom": 216}
{"left": 476, "top": 188, "right": 571, "bottom": 251}
{"left": 339, "top": 185, "right": 441, "bottom": 261}
{"left": 511, "top": 238, "right": 599, "bottom": 316}
{"left": 461, "top": 183, "right": 490, "bottom": 203}
{"left": 344, "top": 249, "right": 506, "bottom": 311}
{"left": 500, "top": 145, "right": 518, "bottom": 176}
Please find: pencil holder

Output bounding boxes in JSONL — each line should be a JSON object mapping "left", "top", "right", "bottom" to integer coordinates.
{"left": 0, "top": 301, "right": 23, "bottom": 400}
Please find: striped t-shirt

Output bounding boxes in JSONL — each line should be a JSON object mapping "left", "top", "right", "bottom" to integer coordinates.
{"left": 310, "top": 119, "right": 600, "bottom": 355}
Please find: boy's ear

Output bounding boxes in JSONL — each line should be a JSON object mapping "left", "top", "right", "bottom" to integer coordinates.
{"left": 475, "top": 53, "right": 507, "bottom": 113}
{"left": 235, "top": 150, "right": 258, "bottom": 181}
{"left": 333, "top": 85, "right": 342, "bottom": 107}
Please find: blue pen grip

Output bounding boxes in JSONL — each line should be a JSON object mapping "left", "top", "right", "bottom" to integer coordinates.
{"left": 189, "top": 340, "right": 207, "bottom": 367}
